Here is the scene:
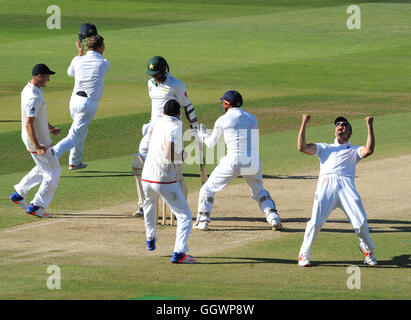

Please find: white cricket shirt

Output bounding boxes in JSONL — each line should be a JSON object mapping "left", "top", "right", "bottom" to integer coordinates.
{"left": 315, "top": 140, "right": 363, "bottom": 178}
{"left": 20, "top": 81, "right": 52, "bottom": 152}
{"left": 67, "top": 50, "right": 110, "bottom": 102}
{"left": 204, "top": 107, "right": 258, "bottom": 160}
{"left": 148, "top": 74, "right": 197, "bottom": 127}
{"left": 142, "top": 115, "right": 183, "bottom": 183}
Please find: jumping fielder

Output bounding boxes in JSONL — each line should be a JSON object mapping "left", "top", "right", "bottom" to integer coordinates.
{"left": 132, "top": 56, "right": 199, "bottom": 216}
{"left": 9, "top": 64, "right": 61, "bottom": 218}
{"left": 54, "top": 29, "right": 110, "bottom": 169}
{"left": 194, "top": 90, "right": 283, "bottom": 231}
{"left": 142, "top": 99, "right": 196, "bottom": 264}
{"left": 297, "top": 114, "right": 377, "bottom": 267}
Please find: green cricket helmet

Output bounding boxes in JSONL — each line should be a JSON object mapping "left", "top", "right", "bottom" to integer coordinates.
{"left": 146, "top": 56, "right": 169, "bottom": 75}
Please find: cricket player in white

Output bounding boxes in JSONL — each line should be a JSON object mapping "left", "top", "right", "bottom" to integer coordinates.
{"left": 194, "top": 90, "right": 282, "bottom": 231}
{"left": 132, "top": 56, "right": 199, "bottom": 216}
{"left": 10, "top": 64, "right": 61, "bottom": 218}
{"left": 54, "top": 34, "right": 110, "bottom": 169}
{"left": 141, "top": 99, "right": 196, "bottom": 264}
{"left": 297, "top": 114, "right": 377, "bottom": 267}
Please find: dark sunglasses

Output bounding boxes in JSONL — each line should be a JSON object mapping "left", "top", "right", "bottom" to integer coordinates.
{"left": 335, "top": 121, "right": 350, "bottom": 128}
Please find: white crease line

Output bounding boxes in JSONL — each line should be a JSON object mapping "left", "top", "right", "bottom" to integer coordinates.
{"left": 4, "top": 219, "right": 69, "bottom": 233}
{"left": 227, "top": 234, "right": 268, "bottom": 246}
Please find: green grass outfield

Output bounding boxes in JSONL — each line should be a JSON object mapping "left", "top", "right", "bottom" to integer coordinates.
{"left": 0, "top": 0, "right": 410, "bottom": 300}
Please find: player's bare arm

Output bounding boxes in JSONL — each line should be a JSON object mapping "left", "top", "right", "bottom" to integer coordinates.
{"left": 297, "top": 114, "right": 317, "bottom": 155}
{"left": 25, "top": 117, "right": 46, "bottom": 155}
{"left": 360, "top": 116, "right": 375, "bottom": 159}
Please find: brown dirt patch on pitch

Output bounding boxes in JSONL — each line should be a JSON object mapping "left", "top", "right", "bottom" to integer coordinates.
{"left": 0, "top": 154, "right": 410, "bottom": 265}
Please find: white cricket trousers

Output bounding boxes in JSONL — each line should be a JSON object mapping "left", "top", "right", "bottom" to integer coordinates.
{"left": 142, "top": 180, "right": 192, "bottom": 254}
{"left": 54, "top": 95, "right": 98, "bottom": 165}
{"left": 14, "top": 147, "right": 61, "bottom": 209}
{"left": 299, "top": 174, "right": 375, "bottom": 259}
{"left": 198, "top": 156, "right": 277, "bottom": 215}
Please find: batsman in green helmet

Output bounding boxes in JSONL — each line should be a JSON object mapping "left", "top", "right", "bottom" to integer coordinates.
{"left": 131, "top": 56, "right": 201, "bottom": 217}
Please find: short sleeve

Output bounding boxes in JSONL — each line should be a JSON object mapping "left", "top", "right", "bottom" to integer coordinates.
{"left": 25, "top": 97, "right": 40, "bottom": 118}
{"left": 355, "top": 145, "right": 363, "bottom": 162}
{"left": 315, "top": 143, "right": 327, "bottom": 158}
{"left": 67, "top": 56, "right": 78, "bottom": 77}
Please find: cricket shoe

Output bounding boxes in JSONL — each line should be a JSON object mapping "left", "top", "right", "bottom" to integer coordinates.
{"left": 9, "top": 191, "right": 28, "bottom": 210}
{"left": 298, "top": 256, "right": 311, "bottom": 267}
{"left": 146, "top": 237, "right": 156, "bottom": 251}
{"left": 170, "top": 252, "right": 196, "bottom": 264}
{"left": 265, "top": 209, "right": 283, "bottom": 231}
{"left": 359, "top": 243, "right": 378, "bottom": 266}
{"left": 26, "top": 204, "right": 52, "bottom": 218}
{"left": 193, "top": 212, "right": 210, "bottom": 231}
{"left": 132, "top": 207, "right": 144, "bottom": 217}
{"left": 68, "top": 162, "right": 88, "bottom": 170}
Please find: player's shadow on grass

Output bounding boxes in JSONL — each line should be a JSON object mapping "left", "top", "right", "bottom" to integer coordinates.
{"left": 192, "top": 255, "right": 411, "bottom": 268}
{"left": 52, "top": 213, "right": 133, "bottom": 218}
{"left": 261, "top": 174, "right": 318, "bottom": 180}
{"left": 61, "top": 170, "right": 132, "bottom": 178}
{"left": 315, "top": 254, "right": 411, "bottom": 269}
{"left": 60, "top": 172, "right": 317, "bottom": 180}
{"left": 210, "top": 217, "right": 411, "bottom": 234}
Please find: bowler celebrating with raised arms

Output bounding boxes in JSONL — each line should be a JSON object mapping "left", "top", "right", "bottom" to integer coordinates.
{"left": 297, "top": 114, "right": 377, "bottom": 267}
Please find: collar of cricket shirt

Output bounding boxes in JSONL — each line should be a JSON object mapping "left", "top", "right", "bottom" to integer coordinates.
{"left": 333, "top": 138, "right": 351, "bottom": 146}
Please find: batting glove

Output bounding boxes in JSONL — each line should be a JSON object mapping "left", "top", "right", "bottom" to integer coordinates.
{"left": 197, "top": 123, "right": 209, "bottom": 139}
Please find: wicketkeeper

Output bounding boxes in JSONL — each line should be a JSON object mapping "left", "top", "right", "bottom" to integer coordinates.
{"left": 194, "top": 90, "right": 283, "bottom": 231}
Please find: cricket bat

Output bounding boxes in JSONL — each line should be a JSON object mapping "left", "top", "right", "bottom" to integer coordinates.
{"left": 198, "top": 137, "right": 208, "bottom": 185}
